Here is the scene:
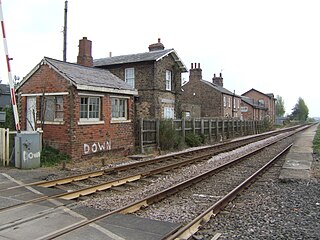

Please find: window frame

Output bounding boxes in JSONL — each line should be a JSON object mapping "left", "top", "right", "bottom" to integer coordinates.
{"left": 40, "top": 95, "right": 64, "bottom": 123}
{"left": 111, "top": 96, "right": 129, "bottom": 122}
{"left": 163, "top": 106, "right": 174, "bottom": 119}
{"left": 125, "top": 68, "right": 135, "bottom": 88}
{"left": 79, "top": 96, "right": 101, "bottom": 122}
{"left": 165, "top": 70, "right": 172, "bottom": 91}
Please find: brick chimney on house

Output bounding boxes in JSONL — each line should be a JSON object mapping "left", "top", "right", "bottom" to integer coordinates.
{"left": 212, "top": 73, "right": 223, "bottom": 87}
{"left": 189, "top": 63, "right": 202, "bottom": 82}
{"left": 77, "top": 37, "right": 93, "bottom": 67}
{"left": 148, "top": 38, "right": 165, "bottom": 51}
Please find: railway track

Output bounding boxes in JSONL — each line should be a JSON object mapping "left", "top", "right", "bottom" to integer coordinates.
{"left": 0, "top": 125, "right": 310, "bottom": 239}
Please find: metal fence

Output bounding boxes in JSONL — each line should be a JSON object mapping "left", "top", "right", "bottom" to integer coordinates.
{"left": 137, "top": 118, "right": 267, "bottom": 153}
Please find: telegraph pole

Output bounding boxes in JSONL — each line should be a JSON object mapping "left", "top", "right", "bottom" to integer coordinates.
{"left": 63, "top": 0, "right": 68, "bottom": 61}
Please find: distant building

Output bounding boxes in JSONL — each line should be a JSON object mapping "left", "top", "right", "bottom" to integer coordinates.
{"left": 180, "top": 63, "right": 242, "bottom": 118}
{"left": 241, "top": 88, "right": 276, "bottom": 122}
{"left": 0, "top": 84, "right": 11, "bottom": 109}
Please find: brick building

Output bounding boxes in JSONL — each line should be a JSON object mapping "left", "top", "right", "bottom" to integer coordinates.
{"left": 93, "top": 38, "right": 187, "bottom": 119}
{"left": 240, "top": 96, "right": 268, "bottom": 120}
{"left": 16, "top": 38, "right": 137, "bottom": 160}
{"left": 0, "top": 84, "right": 11, "bottom": 109}
{"left": 241, "top": 88, "right": 276, "bottom": 122}
{"left": 180, "top": 63, "right": 242, "bottom": 118}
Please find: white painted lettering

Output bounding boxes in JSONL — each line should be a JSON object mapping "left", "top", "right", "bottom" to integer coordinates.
{"left": 83, "top": 141, "right": 112, "bottom": 155}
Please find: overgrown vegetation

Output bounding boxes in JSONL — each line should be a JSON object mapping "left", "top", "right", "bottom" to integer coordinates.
{"left": 40, "top": 145, "right": 70, "bottom": 167}
{"left": 159, "top": 120, "right": 183, "bottom": 151}
{"left": 313, "top": 124, "right": 320, "bottom": 160}
{"left": 185, "top": 133, "right": 205, "bottom": 147}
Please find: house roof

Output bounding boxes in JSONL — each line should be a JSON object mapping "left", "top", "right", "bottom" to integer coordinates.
{"left": 241, "top": 96, "right": 268, "bottom": 110}
{"left": 93, "top": 49, "right": 188, "bottom": 72}
{"left": 18, "top": 57, "right": 138, "bottom": 95}
{"left": 242, "top": 88, "right": 274, "bottom": 99}
{"left": 200, "top": 80, "right": 240, "bottom": 97}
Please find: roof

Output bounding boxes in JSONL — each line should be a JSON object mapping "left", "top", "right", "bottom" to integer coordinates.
{"left": 93, "top": 49, "right": 188, "bottom": 72}
{"left": 242, "top": 88, "right": 274, "bottom": 99}
{"left": 241, "top": 96, "right": 268, "bottom": 110}
{"left": 200, "top": 80, "right": 240, "bottom": 97}
{"left": 18, "top": 57, "right": 138, "bottom": 95}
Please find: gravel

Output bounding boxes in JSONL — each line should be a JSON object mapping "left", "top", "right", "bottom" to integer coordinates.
{"left": 194, "top": 156, "right": 320, "bottom": 240}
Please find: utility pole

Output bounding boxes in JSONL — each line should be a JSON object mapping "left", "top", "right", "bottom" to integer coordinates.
{"left": 63, "top": 0, "right": 68, "bottom": 62}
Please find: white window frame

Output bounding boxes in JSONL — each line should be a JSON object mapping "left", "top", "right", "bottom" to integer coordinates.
{"left": 125, "top": 68, "right": 135, "bottom": 88}
{"left": 163, "top": 106, "right": 174, "bottom": 119}
{"left": 111, "top": 97, "right": 128, "bottom": 121}
{"left": 223, "top": 96, "right": 226, "bottom": 107}
{"left": 228, "top": 97, "right": 231, "bottom": 108}
{"left": 80, "top": 96, "right": 101, "bottom": 122}
{"left": 41, "top": 96, "right": 64, "bottom": 122}
{"left": 165, "top": 70, "right": 172, "bottom": 91}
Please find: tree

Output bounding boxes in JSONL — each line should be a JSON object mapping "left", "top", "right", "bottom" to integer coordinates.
{"left": 275, "top": 95, "right": 285, "bottom": 117}
{"left": 291, "top": 97, "right": 309, "bottom": 121}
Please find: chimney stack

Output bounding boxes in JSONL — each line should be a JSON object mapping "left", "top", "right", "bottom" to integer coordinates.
{"left": 189, "top": 62, "right": 202, "bottom": 82}
{"left": 148, "top": 38, "right": 165, "bottom": 51}
{"left": 77, "top": 37, "right": 93, "bottom": 67}
{"left": 212, "top": 72, "right": 223, "bottom": 87}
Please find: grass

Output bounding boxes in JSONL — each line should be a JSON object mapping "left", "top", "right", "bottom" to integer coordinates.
{"left": 40, "top": 145, "right": 70, "bottom": 167}
{"left": 313, "top": 124, "right": 320, "bottom": 160}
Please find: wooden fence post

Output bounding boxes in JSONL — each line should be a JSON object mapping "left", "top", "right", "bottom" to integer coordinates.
{"left": 208, "top": 119, "right": 212, "bottom": 140}
{"left": 156, "top": 119, "right": 160, "bottom": 149}
{"left": 182, "top": 118, "right": 186, "bottom": 141}
{"left": 139, "top": 118, "right": 144, "bottom": 153}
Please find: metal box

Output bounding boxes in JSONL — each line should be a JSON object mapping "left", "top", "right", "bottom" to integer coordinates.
{"left": 15, "top": 131, "right": 41, "bottom": 169}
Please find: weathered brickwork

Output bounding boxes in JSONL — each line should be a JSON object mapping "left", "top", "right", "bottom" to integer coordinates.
{"left": 242, "top": 89, "right": 276, "bottom": 122}
{"left": 98, "top": 54, "right": 183, "bottom": 119}
{"left": 180, "top": 65, "right": 222, "bottom": 118}
{"left": 17, "top": 64, "right": 135, "bottom": 161}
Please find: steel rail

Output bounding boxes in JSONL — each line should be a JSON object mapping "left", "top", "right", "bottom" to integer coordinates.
{"left": 163, "top": 143, "right": 293, "bottom": 240}
{"left": 42, "top": 134, "right": 292, "bottom": 240}
{"left": 0, "top": 125, "right": 304, "bottom": 193}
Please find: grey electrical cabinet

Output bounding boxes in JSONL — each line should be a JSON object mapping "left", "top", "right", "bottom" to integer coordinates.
{"left": 15, "top": 131, "right": 41, "bottom": 169}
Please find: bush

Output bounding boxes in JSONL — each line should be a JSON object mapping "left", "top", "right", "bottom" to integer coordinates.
{"left": 313, "top": 125, "right": 320, "bottom": 160}
{"left": 159, "top": 120, "right": 182, "bottom": 151}
{"left": 185, "top": 133, "right": 205, "bottom": 147}
{"left": 41, "top": 145, "right": 70, "bottom": 167}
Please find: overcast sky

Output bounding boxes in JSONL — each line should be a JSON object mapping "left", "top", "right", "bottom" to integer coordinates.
{"left": 0, "top": 0, "right": 319, "bottom": 117}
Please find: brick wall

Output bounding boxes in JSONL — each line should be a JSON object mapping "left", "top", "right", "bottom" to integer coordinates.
{"left": 99, "top": 54, "right": 183, "bottom": 119}
{"left": 180, "top": 64, "right": 223, "bottom": 118}
{"left": 18, "top": 63, "right": 135, "bottom": 161}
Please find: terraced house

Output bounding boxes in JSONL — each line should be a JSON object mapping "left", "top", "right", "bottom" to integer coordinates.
{"left": 180, "top": 63, "right": 242, "bottom": 118}
{"left": 93, "top": 38, "right": 188, "bottom": 119}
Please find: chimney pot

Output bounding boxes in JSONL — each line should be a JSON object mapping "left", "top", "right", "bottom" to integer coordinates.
{"left": 158, "top": 38, "right": 161, "bottom": 43}
{"left": 198, "top": 63, "right": 200, "bottom": 68}
{"left": 191, "top": 63, "right": 193, "bottom": 69}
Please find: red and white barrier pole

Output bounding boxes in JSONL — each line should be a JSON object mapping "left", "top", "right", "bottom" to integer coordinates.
{"left": 0, "top": 1, "right": 21, "bottom": 131}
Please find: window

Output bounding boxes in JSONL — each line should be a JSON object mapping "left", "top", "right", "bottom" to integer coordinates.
{"left": 233, "top": 98, "right": 236, "bottom": 109}
{"left": 228, "top": 97, "right": 231, "bottom": 108}
{"left": 223, "top": 96, "right": 226, "bottom": 107}
{"left": 163, "top": 107, "right": 174, "bottom": 119}
{"left": 111, "top": 97, "right": 128, "bottom": 120}
{"left": 165, "top": 70, "right": 172, "bottom": 91}
{"left": 80, "top": 96, "right": 100, "bottom": 121}
{"left": 41, "top": 96, "right": 64, "bottom": 122}
{"left": 125, "top": 68, "right": 135, "bottom": 88}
